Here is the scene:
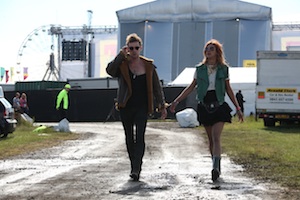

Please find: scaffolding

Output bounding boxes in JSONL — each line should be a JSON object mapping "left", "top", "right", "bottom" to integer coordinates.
{"left": 273, "top": 23, "right": 300, "bottom": 31}
{"left": 46, "top": 24, "right": 117, "bottom": 81}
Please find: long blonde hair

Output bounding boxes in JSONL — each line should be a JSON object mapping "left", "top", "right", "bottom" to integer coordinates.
{"left": 201, "top": 39, "right": 227, "bottom": 65}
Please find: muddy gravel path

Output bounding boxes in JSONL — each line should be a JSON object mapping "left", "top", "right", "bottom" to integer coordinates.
{"left": 0, "top": 122, "right": 285, "bottom": 200}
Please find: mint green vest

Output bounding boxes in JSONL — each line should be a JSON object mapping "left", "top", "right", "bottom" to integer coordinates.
{"left": 195, "top": 64, "right": 229, "bottom": 104}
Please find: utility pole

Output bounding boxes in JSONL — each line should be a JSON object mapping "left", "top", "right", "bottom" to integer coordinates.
{"left": 84, "top": 10, "right": 93, "bottom": 77}
{"left": 87, "top": 10, "right": 93, "bottom": 29}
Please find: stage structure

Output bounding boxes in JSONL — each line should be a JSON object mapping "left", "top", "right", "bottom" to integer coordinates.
{"left": 16, "top": 10, "right": 117, "bottom": 82}
{"left": 48, "top": 24, "right": 117, "bottom": 81}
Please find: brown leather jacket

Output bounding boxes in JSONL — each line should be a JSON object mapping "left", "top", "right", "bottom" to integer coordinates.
{"left": 106, "top": 51, "right": 165, "bottom": 115}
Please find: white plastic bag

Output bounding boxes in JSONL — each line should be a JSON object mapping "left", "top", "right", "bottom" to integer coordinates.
{"left": 21, "top": 113, "right": 33, "bottom": 124}
{"left": 175, "top": 108, "right": 199, "bottom": 128}
{"left": 56, "top": 118, "right": 70, "bottom": 132}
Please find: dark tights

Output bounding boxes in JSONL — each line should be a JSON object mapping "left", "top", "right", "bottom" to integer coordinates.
{"left": 120, "top": 106, "right": 148, "bottom": 173}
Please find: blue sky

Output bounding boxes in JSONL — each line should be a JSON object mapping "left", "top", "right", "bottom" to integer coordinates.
{"left": 0, "top": 0, "right": 299, "bottom": 74}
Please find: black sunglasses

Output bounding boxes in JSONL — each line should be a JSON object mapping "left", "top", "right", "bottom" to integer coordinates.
{"left": 205, "top": 46, "right": 215, "bottom": 51}
{"left": 128, "top": 46, "right": 140, "bottom": 51}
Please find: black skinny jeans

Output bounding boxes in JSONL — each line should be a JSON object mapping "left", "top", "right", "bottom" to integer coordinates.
{"left": 120, "top": 105, "right": 148, "bottom": 173}
{"left": 58, "top": 108, "right": 67, "bottom": 121}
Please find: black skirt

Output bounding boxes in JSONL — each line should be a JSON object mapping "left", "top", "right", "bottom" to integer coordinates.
{"left": 197, "top": 90, "right": 232, "bottom": 126}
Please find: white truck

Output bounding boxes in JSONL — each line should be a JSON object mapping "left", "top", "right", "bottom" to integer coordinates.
{"left": 255, "top": 51, "right": 300, "bottom": 127}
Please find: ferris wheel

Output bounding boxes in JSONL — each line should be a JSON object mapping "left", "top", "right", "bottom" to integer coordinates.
{"left": 16, "top": 25, "right": 58, "bottom": 81}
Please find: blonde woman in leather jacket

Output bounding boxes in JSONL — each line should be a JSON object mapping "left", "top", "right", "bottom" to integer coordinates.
{"left": 106, "top": 33, "right": 167, "bottom": 181}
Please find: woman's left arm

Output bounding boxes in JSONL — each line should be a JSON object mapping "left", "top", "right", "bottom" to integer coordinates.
{"left": 225, "top": 80, "right": 244, "bottom": 122}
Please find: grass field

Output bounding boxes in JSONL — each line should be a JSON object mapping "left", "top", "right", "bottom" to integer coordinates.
{"left": 219, "top": 116, "right": 300, "bottom": 193}
{"left": 0, "top": 123, "right": 80, "bottom": 159}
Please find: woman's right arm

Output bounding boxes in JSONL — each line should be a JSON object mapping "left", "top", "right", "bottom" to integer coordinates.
{"left": 106, "top": 46, "right": 128, "bottom": 77}
{"left": 169, "top": 78, "right": 197, "bottom": 113}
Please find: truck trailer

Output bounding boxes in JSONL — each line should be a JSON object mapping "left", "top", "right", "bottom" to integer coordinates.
{"left": 255, "top": 51, "right": 300, "bottom": 127}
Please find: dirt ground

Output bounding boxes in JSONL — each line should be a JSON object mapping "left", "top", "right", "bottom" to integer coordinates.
{"left": 0, "top": 121, "right": 290, "bottom": 200}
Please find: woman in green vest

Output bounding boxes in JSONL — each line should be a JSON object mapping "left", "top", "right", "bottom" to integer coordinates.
{"left": 170, "top": 39, "right": 243, "bottom": 182}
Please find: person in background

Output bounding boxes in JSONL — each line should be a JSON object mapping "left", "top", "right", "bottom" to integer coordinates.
{"left": 56, "top": 84, "right": 71, "bottom": 121}
{"left": 170, "top": 39, "right": 243, "bottom": 182}
{"left": 12, "top": 92, "right": 21, "bottom": 120}
{"left": 0, "top": 101, "right": 7, "bottom": 138}
{"left": 20, "top": 93, "right": 29, "bottom": 115}
{"left": 235, "top": 90, "right": 245, "bottom": 114}
{"left": 106, "top": 33, "right": 167, "bottom": 181}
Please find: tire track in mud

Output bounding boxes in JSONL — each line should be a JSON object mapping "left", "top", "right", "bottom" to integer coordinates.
{"left": 0, "top": 122, "right": 284, "bottom": 199}
{"left": 0, "top": 123, "right": 126, "bottom": 197}
{"left": 134, "top": 125, "right": 281, "bottom": 200}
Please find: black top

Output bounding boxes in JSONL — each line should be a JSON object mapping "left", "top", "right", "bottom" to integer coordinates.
{"left": 126, "top": 71, "right": 148, "bottom": 108}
